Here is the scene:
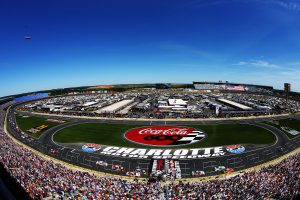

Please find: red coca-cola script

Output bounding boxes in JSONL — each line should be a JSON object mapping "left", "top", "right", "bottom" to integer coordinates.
{"left": 124, "top": 126, "right": 196, "bottom": 146}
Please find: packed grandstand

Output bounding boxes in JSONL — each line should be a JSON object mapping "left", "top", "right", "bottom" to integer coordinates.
{"left": 0, "top": 82, "right": 300, "bottom": 199}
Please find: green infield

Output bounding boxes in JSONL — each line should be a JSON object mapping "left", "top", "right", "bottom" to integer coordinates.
{"left": 53, "top": 123, "right": 276, "bottom": 148}
{"left": 264, "top": 118, "right": 300, "bottom": 139}
{"left": 16, "top": 115, "right": 65, "bottom": 138}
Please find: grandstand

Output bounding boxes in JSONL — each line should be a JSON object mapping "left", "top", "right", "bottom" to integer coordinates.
{"left": 0, "top": 97, "right": 13, "bottom": 105}
{"left": 193, "top": 81, "right": 273, "bottom": 93}
{"left": 14, "top": 93, "right": 49, "bottom": 103}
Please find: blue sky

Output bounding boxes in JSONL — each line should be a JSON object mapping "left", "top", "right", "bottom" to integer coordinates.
{"left": 1, "top": 0, "right": 300, "bottom": 97}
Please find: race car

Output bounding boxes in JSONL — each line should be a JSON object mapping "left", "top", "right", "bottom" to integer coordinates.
{"left": 192, "top": 171, "right": 205, "bottom": 176}
{"left": 50, "top": 149, "right": 58, "bottom": 155}
{"left": 224, "top": 168, "right": 235, "bottom": 174}
{"left": 96, "top": 161, "right": 108, "bottom": 167}
{"left": 214, "top": 165, "right": 226, "bottom": 172}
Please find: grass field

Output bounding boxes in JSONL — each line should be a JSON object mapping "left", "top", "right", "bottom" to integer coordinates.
{"left": 53, "top": 123, "right": 276, "bottom": 148}
{"left": 264, "top": 118, "right": 300, "bottom": 139}
{"left": 16, "top": 115, "right": 64, "bottom": 138}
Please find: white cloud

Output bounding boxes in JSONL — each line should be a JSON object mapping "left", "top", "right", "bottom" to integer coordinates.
{"left": 235, "top": 61, "right": 248, "bottom": 65}
{"left": 230, "top": 60, "right": 300, "bottom": 91}
{"left": 269, "top": 0, "right": 300, "bottom": 11}
{"left": 225, "top": 69, "right": 300, "bottom": 91}
{"left": 233, "top": 59, "right": 280, "bottom": 69}
{"left": 250, "top": 60, "right": 280, "bottom": 68}
{"left": 186, "top": 0, "right": 300, "bottom": 11}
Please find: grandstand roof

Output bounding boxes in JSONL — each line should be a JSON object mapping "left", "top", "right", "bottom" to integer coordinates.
{"left": 97, "top": 98, "right": 134, "bottom": 113}
{"left": 218, "top": 98, "right": 253, "bottom": 110}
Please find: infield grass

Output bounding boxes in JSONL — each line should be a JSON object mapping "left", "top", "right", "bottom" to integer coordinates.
{"left": 16, "top": 115, "right": 64, "bottom": 138}
{"left": 264, "top": 118, "right": 300, "bottom": 139}
{"left": 53, "top": 123, "right": 276, "bottom": 148}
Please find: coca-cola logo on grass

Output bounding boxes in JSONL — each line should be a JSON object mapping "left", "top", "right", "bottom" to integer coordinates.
{"left": 124, "top": 126, "right": 206, "bottom": 146}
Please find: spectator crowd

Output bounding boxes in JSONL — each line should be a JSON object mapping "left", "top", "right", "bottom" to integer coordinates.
{"left": 0, "top": 105, "right": 300, "bottom": 199}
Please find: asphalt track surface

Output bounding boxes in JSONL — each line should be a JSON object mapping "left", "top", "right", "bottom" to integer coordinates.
{"left": 7, "top": 107, "right": 300, "bottom": 178}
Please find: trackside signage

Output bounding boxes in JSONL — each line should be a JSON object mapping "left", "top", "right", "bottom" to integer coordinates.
{"left": 81, "top": 144, "right": 247, "bottom": 159}
{"left": 99, "top": 146, "right": 227, "bottom": 159}
{"left": 124, "top": 126, "right": 206, "bottom": 146}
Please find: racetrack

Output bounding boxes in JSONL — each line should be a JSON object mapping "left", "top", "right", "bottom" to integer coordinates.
{"left": 7, "top": 106, "right": 300, "bottom": 178}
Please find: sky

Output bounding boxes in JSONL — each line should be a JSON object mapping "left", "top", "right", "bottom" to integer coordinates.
{"left": 1, "top": 0, "right": 300, "bottom": 97}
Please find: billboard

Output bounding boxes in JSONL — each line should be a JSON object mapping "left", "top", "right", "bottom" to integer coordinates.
{"left": 225, "top": 85, "right": 245, "bottom": 91}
